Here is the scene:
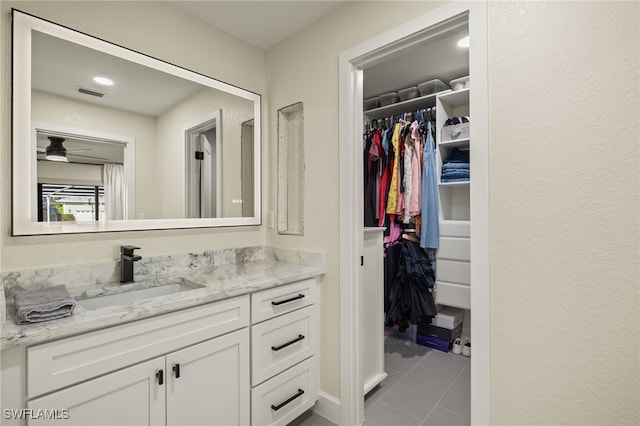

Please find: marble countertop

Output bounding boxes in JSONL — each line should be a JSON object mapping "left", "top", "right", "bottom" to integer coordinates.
{"left": 1, "top": 260, "right": 324, "bottom": 349}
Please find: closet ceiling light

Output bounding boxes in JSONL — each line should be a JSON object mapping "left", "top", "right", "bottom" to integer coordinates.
{"left": 93, "top": 76, "right": 114, "bottom": 86}
{"left": 457, "top": 36, "right": 470, "bottom": 48}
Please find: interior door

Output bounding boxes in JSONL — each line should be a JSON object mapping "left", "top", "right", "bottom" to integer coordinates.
{"left": 200, "top": 129, "right": 217, "bottom": 218}
{"left": 166, "top": 328, "right": 249, "bottom": 426}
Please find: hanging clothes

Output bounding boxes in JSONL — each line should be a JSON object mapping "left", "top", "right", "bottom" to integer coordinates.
{"left": 409, "top": 120, "right": 422, "bottom": 217}
{"left": 420, "top": 121, "right": 439, "bottom": 249}
{"left": 402, "top": 130, "right": 413, "bottom": 224}
{"left": 385, "top": 123, "right": 402, "bottom": 215}
{"left": 385, "top": 237, "right": 438, "bottom": 332}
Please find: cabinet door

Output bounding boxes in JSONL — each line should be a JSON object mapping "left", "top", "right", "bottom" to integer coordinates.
{"left": 166, "top": 328, "right": 249, "bottom": 426}
{"left": 28, "top": 358, "right": 165, "bottom": 426}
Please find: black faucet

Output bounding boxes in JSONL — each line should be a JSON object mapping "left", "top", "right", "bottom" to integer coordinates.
{"left": 120, "top": 245, "right": 141, "bottom": 283}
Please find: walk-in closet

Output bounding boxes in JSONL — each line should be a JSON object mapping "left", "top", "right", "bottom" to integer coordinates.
{"left": 360, "top": 13, "right": 473, "bottom": 426}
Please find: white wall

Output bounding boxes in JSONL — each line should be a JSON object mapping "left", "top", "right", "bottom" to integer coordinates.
{"left": 1, "top": 1, "right": 266, "bottom": 271}
{"left": 265, "top": 0, "right": 639, "bottom": 423}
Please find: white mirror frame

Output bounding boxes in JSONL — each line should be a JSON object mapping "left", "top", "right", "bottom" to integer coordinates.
{"left": 12, "top": 10, "right": 262, "bottom": 235}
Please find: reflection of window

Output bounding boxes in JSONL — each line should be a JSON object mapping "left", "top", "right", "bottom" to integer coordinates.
{"left": 37, "top": 183, "right": 104, "bottom": 222}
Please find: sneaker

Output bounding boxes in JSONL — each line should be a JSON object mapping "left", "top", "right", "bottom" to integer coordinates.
{"left": 462, "top": 341, "right": 471, "bottom": 357}
{"left": 452, "top": 338, "right": 463, "bottom": 355}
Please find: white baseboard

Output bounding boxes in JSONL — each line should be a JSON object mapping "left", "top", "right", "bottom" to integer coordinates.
{"left": 313, "top": 391, "right": 340, "bottom": 425}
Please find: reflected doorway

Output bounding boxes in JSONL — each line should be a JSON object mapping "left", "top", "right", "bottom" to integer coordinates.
{"left": 185, "top": 110, "right": 222, "bottom": 218}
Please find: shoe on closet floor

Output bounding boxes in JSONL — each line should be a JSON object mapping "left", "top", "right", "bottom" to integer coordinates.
{"left": 452, "top": 338, "right": 463, "bottom": 355}
{"left": 462, "top": 341, "right": 471, "bottom": 357}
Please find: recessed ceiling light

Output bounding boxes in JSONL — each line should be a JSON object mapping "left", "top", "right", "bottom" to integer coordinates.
{"left": 93, "top": 76, "right": 114, "bottom": 86}
{"left": 457, "top": 36, "right": 470, "bottom": 48}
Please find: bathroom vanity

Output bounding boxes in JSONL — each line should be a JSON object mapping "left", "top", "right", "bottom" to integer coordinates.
{"left": 1, "top": 247, "right": 324, "bottom": 426}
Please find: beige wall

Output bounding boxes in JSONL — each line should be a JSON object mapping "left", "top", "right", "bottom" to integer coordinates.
{"left": 1, "top": 1, "right": 266, "bottom": 271}
{"left": 488, "top": 2, "right": 638, "bottom": 424}
{"left": 265, "top": 0, "right": 639, "bottom": 423}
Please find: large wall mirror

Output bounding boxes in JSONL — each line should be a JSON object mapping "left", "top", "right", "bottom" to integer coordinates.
{"left": 12, "top": 10, "right": 262, "bottom": 235}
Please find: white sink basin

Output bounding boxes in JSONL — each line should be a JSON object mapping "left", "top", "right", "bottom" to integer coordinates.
{"left": 76, "top": 278, "right": 203, "bottom": 310}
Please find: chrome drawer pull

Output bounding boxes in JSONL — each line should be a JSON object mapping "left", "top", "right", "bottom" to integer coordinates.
{"left": 271, "top": 334, "right": 305, "bottom": 352}
{"left": 271, "top": 389, "right": 305, "bottom": 411}
{"left": 271, "top": 294, "right": 305, "bottom": 306}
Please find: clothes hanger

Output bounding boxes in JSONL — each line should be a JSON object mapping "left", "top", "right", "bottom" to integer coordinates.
{"left": 402, "top": 232, "right": 419, "bottom": 243}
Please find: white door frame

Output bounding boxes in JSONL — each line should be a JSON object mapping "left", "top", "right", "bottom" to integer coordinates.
{"left": 338, "top": 2, "right": 489, "bottom": 425}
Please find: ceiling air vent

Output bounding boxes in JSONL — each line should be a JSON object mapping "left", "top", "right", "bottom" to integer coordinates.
{"left": 78, "top": 87, "right": 105, "bottom": 98}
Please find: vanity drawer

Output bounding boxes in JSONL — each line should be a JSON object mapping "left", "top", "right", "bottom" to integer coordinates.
{"left": 27, "top": 295, "right": 249, "bottom": 398}
{"left": 251, "top": 357, "right": 317, "bottom": 426}
{"left": 251, "top": 279, "right": 315, "bottom": 324}
{"left": 437, "top": 259, "right": 471, "bottom": 285}
{"left": 251, "top": 306, "right": 316, "bottom": 386}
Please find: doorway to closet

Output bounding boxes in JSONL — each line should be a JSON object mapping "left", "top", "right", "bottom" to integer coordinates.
{"left": 337, "top": 3, "right": 488, "bottom": 425}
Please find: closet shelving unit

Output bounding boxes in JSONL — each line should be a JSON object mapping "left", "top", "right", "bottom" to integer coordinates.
{"left": 362, "top": 86, "right": 472, "bottom": 311}
{"left": 435, "top": 87, "right": 471, "bottom": 310}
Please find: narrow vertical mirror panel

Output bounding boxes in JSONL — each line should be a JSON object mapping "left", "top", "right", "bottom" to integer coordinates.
{"left": 277, "top": 102, "right": 304, "bottom": 235}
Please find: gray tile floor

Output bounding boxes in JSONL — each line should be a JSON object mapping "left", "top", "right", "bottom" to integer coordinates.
{"left": 290, "top": 336, "right": 470, "bottom": 426}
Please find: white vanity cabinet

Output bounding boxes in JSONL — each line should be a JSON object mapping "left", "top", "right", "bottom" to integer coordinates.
{"left": 250, "top": 279, "right": 319, "bottom": 426}
{"left": 5, "top": 279, "right": 322, "bottom": 426}
{"left": 25, "top": 296, "right": 250, "bottom": 426}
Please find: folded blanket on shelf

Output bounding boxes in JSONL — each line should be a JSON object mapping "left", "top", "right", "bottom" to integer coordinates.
{"left": 442, "top": 162, "right": 470, "bottom": 171}
{"left": 444, "top": 148, "right": 469, "bottom": 163}
{"left": 441, "top": 176, "right": 470, "bottom": 183}
{"left": 14, "top": 285, "right": 76, "bottom": 325}
{"left": 441, "top": 170, "right": 470, "bottom": 179}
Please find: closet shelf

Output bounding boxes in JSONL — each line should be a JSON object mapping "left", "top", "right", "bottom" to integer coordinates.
{"left": 438, "top": 138, "right": 470, "bottom": 149}
{"left": 437, "top": 88, "right": 470, "bottom": 108}
{"left": 364, "top": 89, "right": 451, "bottom": 120}
{"left": 439, "top": 181, "right": 470, "bottom": 186}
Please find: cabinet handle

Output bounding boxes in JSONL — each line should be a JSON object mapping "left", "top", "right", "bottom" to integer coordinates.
{"left": 173, "top": 363, "right": 181, "bottom": 379}
{"left": 271, "top": 389, "right": 305, "bottom": 411}
{"left": 156, "top": 369, "right": 164, "bottom": 386}
{"left": 271, "top": 334, "right": 305, "bottom": 352}
{"left": 271, "top": 294, "right": 305, "bottom": 306}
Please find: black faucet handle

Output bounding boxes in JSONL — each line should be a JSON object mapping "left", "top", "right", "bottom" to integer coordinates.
{"left": 121, "top": 245, "right": 141, "bottom": 255}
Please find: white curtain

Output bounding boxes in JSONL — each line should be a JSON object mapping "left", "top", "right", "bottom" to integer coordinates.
{"left": 103, "top": 163, "right": 127, "bottom": 220}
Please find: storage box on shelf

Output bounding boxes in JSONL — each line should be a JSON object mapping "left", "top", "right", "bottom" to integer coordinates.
{"left": 363, "top": 86, "right": 451, "bottom": 120}
{"left": 450, "top": 75, "right": 470, "bottom": 91}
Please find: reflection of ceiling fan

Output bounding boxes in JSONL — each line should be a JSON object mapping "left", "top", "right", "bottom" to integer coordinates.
{"left": 37, "top": 137, "right": 108, "bottom": 162}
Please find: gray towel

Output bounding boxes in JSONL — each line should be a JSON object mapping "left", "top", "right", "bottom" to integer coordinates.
{"left": 14, "top": 285, "right": 76, "bottom": 325}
